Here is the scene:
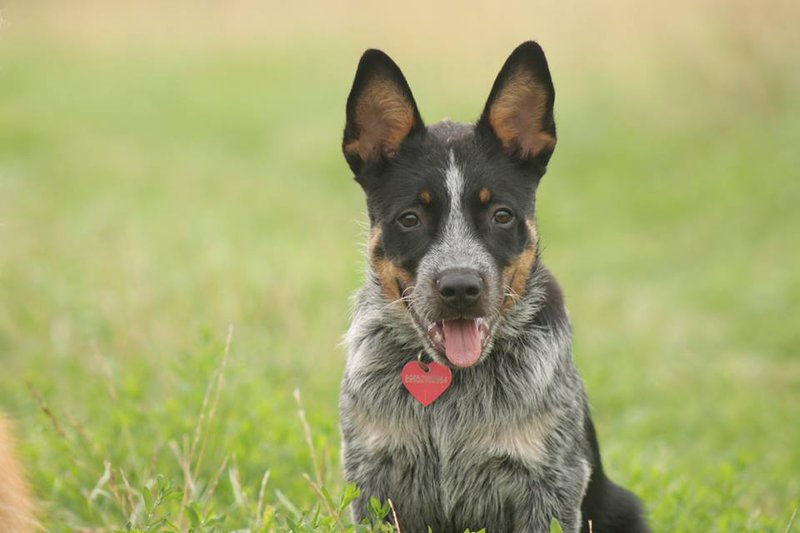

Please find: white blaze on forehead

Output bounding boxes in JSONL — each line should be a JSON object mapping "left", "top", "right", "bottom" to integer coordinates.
{"left": 443, "top": 150, "right": 469, "bottom": 238}
{"left": 433, "top": 149, "right": 491, "bottom": 275}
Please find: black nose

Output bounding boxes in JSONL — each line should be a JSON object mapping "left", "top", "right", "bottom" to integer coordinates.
{"left": 436, "top": 268, "right": 483, "bottom": 309}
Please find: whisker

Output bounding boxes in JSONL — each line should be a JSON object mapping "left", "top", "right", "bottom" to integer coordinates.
{"left": 382, "top": 297, "right": 405, "bottom": 310}
{"left": 381, "top": 286, "right": 417, "bottom": 312}
{"left": 503, "top": 284, "right": 522, "bottom": 303}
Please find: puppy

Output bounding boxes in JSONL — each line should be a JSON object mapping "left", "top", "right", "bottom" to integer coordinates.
{"left": 339, "top": 41, "right": 650, "bottom": 532}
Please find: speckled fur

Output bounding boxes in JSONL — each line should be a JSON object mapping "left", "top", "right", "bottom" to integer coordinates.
{"left": 342, "top": 256, "right": 593, "bottom": 532}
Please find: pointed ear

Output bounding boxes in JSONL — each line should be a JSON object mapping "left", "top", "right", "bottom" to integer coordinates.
{"left": 478, "top": 41, "right": 556, "bottom": 167}
{"left": 342, "top": 49, "right": 424, "bottom": 174}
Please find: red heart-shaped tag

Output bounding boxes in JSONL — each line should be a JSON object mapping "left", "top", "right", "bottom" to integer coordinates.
{"left": 401, "top": 361, "right": 452, "bottom": 406}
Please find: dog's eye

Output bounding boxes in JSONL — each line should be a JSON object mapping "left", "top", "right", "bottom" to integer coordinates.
{"left": 398, "top": 212, "right": 421, "bottom": 229}
{"left": 492, "top": 208, "right": 514, "bottom": 226}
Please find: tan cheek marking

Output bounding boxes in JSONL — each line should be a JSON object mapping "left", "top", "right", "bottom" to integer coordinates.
{"left": 479, "top": 187, "right": 491, "bottom": 204}
{"left": 419, "top": 190, "right": 432, "bottom": 205}
{"left": 368, "top": 227, "right": 383, "bottom": 257}
{"left": 369, "top": 227, "right": 413, "bottom": 302}
{"left": 373, "top": 258, "right": 414, "bottom": 302}
{"left": 502, "top": 220, "right": 539, "bottom": 310}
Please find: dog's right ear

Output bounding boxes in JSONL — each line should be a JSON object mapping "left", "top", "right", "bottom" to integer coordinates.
{"left": 342, "top": 49, "right": 424, "bottom": 175}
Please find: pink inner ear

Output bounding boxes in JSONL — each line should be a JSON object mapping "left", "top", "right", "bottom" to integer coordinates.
{"left": 488, "top": 70, "right": 556, "bottom": 158}
{"left": 344, "top": 81, "right": 416, "bottom": 163}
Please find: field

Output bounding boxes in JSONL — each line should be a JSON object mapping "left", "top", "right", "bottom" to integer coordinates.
{"left": 1, "top": 1, "right": 799, "bottom": 531}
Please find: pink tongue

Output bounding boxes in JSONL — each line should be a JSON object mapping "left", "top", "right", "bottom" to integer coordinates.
{"left": 442, "top": 319, "right": 482, "bottom": 368}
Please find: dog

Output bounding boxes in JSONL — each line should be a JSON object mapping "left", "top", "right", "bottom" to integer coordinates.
{"left": 339, "top": 41, "right": 650, "bottom": 532}
{"left": 0, "top": 415, "right": 36, "bottom": 533}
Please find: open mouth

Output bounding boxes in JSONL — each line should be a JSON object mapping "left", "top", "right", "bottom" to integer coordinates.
{"left": 411, "top": 312, "right": 493, "bottom": 368}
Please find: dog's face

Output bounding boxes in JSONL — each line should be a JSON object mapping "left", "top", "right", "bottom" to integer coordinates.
{"left": 343, "top": 42, "right": 557, "bottom": 368}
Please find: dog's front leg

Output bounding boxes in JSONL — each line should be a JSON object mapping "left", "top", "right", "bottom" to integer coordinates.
{"left": 551, "top": 507, "right": 581, "bottom": 533}
{"left": 347, "top": 467, "right": 441, "bottom": 532}
{"left": 342, "top": 432, "right": 442, "bottom": 532}
{"left": 509, "top": 501, "right": 581, "bottom": 533}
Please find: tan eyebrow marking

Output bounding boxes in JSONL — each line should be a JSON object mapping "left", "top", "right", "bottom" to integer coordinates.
{"left": 479, "top": 187, "right": 492, "bottom": 204}
{"left": 419, "top": 190, "right": 433, "bottom": 205}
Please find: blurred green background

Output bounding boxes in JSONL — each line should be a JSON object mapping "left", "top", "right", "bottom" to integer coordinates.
{"left": 1, "top": 0, "right": 798, "bottom": 530}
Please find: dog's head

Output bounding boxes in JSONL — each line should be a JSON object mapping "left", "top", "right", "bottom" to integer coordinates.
{"left": 343, "top": 42, "right": 557, "bottom": 368}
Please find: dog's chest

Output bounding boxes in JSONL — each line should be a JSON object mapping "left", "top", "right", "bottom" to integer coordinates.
{"left": 350, "top": 352, "right": 555, "bottom": 448}
{"left": 347, "top": 378, "right": 558, "bottom": 529}
{"left": 353, "top": 372, "right": 556, "bottom": 476}
{"left": 433, "top": 388, "right": 554, "bottom": 464}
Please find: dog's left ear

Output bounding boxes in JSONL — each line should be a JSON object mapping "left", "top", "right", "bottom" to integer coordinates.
{"left": 478, "top": 41, "right": 556, "bottom": 168}
{"left": 342, "top": 49, "right": 424, "bottom": 175}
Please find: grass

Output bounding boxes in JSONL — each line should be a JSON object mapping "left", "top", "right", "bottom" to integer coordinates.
{"left": 1, "top": 3, "right": 799, "bottom": 530}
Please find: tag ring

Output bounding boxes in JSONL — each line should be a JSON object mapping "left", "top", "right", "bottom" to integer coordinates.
{"left": 417, "top": 351, "right": 429, "bottom": 372}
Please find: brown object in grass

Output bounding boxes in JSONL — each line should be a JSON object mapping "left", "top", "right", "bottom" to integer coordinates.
{"left": 0, "top": 415, "right": 36, "bottom": 533}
